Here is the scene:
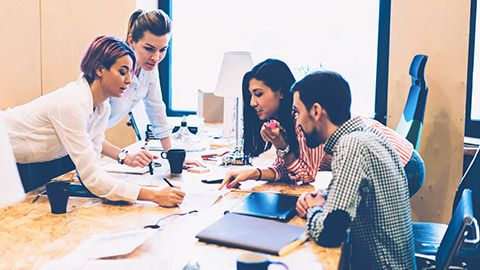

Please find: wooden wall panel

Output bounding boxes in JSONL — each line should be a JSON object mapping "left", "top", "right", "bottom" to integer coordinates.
{"left": 40, "top": 0, "right": 138, "bottom": 147}
{"left": 0, "top": 0, "right": 41, "bottom": 109}
{"left": 389, "top": 1, "right": 470, "bottom": 223}
{"left": 1, "top": 1, "right": 158, "bottom": 147}
{"left": 40, "top": 0, "right": 136, "bottom": 94}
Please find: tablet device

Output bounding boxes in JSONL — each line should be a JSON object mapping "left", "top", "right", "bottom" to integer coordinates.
{"left": 225, "top": 192, "right": 298, "bottom": 222}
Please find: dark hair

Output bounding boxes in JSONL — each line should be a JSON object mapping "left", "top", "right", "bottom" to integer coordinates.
{"left": 127, "top": 9, "right": 172, "bottom": 43}
{"left": 242, "top": 59, "right": 298, "bottom": 157}
{"left": 80, "top": 35, "right": 136, "bottom": 84}
{"left": 290, "top": 71, "right": 351, "bottom": 126}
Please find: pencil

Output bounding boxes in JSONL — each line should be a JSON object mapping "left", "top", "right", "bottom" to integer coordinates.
{"left": 163, "top": 177, "right": 175, "bottom": 188}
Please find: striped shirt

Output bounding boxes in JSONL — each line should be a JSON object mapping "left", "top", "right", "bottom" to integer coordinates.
{"left": 306, "top": 116, "right": 416, "bottom": 269}
{"left": 364, "top": 117, "right": 413, "bottom": 166}
{"left": 269, "top": 116, "right": 414, "bottom": 183}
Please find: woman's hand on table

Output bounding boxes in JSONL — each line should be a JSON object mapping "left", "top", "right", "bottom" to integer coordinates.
{"left": 156, "top": 187, "right": 185, "bottom": 207}
{"left": 183, "top": 159, "right": 205, "bottom": 169}
{"left": 139, "top": 186, "right": 185, "bottom": 207}
{"left": 125, "top": 150, "right": 157, "bottom": 168}
{"left": 219, "top": 168, "right": 259, "bottom": 190}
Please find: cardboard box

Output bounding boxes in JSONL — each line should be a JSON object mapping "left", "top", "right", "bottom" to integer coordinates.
{"left": 197, "top": 89, "right": 224, "bottom": 122}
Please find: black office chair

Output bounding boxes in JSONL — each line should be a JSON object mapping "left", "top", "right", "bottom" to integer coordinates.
{"left": 396, "top": 54, "right": 429, "bottom": 151}
{"left": 414, "top": 150, "right": 480, "bottom": 268}
{"left": 416, "top": 189, "right": 478, "bottom": 270}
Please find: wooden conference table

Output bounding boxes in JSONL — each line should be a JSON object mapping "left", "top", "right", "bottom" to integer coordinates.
{"left": 0, "top": 141, "right": 342, "bottom": 270}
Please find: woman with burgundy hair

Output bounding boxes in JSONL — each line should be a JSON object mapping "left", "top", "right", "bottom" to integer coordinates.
{"left": 3, "top": 36, "right": 185, "bottom": 207}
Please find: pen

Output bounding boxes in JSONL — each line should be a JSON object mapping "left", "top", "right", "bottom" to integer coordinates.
{"left": 163, "top": 177, "right": 175, "bottom": 188}
{"left": 263, "top": 120, "right": 274, "bottom": 152}
{"left": 148, "top": 161, "right": 154, "bottom": 175}
{"left": 32, "top": 193, "right": 41, "bottom": 203}
{"left": 264, "top": 141, "right": 272, "bottom": 152}
{"left": 142, "top": 139, "right": 154, "bottom": 175}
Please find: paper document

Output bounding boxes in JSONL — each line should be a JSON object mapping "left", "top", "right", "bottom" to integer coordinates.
{"left": 65, "top": 229, "right": 157, "bottom": 260}
{"left": 179, "top": 184, "right": 231, "bottom": 210}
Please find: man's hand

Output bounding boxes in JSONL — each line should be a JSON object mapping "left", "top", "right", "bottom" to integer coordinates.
{"left": 296, "top": 190, "right": 326, "bottom": 218}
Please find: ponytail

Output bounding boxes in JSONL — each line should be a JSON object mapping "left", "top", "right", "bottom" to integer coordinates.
{"left": 126, "top": 9, "right": 144, "bottom": 42}
{"left": 126, "top": 9, "right": 172, "bottom": 43}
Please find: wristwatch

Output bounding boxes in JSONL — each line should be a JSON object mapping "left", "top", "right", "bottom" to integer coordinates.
{"left": 276, "top": 144, "right": 290, "bottom": 158}
{"left": 117, "top": 149, "right": 128, "bottom": 164}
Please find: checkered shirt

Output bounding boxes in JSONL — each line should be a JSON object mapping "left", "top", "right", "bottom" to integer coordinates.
{"left": 306, "top": 116, "right": 416, "bottom": 270}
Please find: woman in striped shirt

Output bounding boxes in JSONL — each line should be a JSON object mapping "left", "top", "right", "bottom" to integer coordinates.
{"left": 220, "top": 59, "right": 425, "bottom": 198}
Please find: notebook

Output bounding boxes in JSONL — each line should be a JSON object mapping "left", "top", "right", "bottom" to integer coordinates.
{"left": 195, "top": 213, "right": 307, "bottom": 256}
{"left": 225, "top": 192, "right": 298, "bottom": 222}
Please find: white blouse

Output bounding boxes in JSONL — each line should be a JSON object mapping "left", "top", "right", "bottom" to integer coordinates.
{"left": 3, "top": 76, "right": 141, "bottom": 202}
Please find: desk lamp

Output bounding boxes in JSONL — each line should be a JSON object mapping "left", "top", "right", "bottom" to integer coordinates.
{"left": 214, "top": 51, "right": 253, "bottom": 165}
{"left": 0, "top": 113, "right": 25, "bottom": 207}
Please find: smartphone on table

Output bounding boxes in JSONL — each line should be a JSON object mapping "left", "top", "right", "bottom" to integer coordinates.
{"left": 201, "top": 179, "right": 223, "bottom": 184}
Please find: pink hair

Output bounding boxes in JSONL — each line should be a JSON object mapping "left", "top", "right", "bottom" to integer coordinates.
{"left": 80, "top": 35, "right": 136, "bottom": 84}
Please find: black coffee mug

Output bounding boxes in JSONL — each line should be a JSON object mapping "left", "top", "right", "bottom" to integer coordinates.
{"left": 161, "top": 149, "right": 186, "bottom": 174}
{"left": 236, "top": 252, "right": 288, "bottom": 270}
{"left": 46, "top": 181, "right": 71, "bottom": 214}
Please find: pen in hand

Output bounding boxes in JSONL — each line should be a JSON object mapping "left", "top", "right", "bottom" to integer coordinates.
{"left": 142, "top": 139, "right": 154, "bottom": 175}
{"left": 264, "top": 141, "right": 272, "bottom": 153}
{"left": 263, "top": 119, "right": 274, "bottom": 152}
{"left": 163, "top": 177, "right": 175, "bottom": 188}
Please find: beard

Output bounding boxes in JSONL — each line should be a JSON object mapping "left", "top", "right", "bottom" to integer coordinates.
{"left": 301, "top": 126, "right": 323, "bottom": 148}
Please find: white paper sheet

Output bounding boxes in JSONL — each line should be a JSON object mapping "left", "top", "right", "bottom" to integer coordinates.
{"left": 64, "top": 229, "right": 157, "bottom": 260}
{"left": 179, "top": 184, "right": 231, "bottom": 210}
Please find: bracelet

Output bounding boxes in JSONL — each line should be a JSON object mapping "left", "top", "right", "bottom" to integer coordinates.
{"left": 256, "top": 168, "right": 262, "bottom": 180}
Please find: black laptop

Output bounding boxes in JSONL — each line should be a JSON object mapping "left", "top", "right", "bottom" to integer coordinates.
{"left": 225, "top": 192, "right": 298, "bottom": 222}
